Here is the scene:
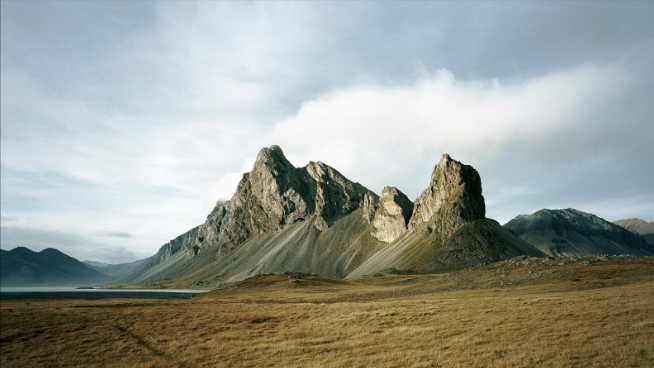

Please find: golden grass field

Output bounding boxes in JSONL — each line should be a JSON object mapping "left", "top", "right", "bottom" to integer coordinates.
{"left": 2, "top": 256, "right": 653, "bottom": 367}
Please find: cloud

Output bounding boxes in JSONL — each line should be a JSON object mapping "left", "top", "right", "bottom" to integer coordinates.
{"left": 256, "top": 62, "right": 653, "bottom": 223}
{"left": 265, "top": 64, "right": 630, "bottom": 160}
{"left": 89, "top": 231, "right": 133, "bottom": 239}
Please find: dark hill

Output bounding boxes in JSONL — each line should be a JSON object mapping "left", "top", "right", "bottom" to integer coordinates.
{"left": 1, "top": 247, "right": 111, "bottom": 286}
{"left": 504, "top": 209, "right": 654, "bottom": 257}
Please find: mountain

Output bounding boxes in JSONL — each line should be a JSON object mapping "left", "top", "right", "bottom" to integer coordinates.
{"left": 1, "top": 247, "right": 111, "bottom": 286}
{"left": 118, "top": 145, "right": 381, "bottom": 285}
{"left": 346, "top": 154, "right": 545, "bottom": 278}
{"left": 613, "top": 218, "right": 654, "bottom": 246}
{"left": 119, "top": 146, "right": 545, "bottom": 286}
{"left": 504, "top": 209, "right": 654, "bottom": 257}
{"left": 83, "top": 258, "right": 150, "bottom": 278}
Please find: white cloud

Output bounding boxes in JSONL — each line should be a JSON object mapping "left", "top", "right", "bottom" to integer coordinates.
{"left": 265, "top": 64, "right": 628, "bottom": 162}
{"left": 259, "top": 63, "right": 652, "bottom": 223}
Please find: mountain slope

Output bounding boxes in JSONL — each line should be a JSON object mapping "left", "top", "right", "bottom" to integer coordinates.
{"left": 133, "top": 211, "right": 384, "bottom": 286}
{"left": 504, "top": 209, "right": 654, "bottom": 257}
{"left": 122, "top": 147, "right": 545, "bottom": 286}
{"left": 1, "top": 247, "right": 111, "bottom": 286}
{"left": 83, "top": 258, "right": 150, "bottom": 278}
{"left": 614, "top": 218, "right": 654, "bottom": 246}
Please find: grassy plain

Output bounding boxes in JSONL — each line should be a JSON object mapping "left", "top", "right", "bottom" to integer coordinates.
{"left": 2, "top": 256, "right": 653, "bottom": 367}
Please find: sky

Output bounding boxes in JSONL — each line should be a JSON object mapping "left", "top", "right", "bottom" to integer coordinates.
{"left": 2, "top": 1, "right": 653, "bottom": 264}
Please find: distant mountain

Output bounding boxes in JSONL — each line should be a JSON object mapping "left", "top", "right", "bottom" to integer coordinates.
{"left": 83, "top": 260, "right": 109, "bottom": 268}
{"left": 1, "top": 247, "right": 111, "bottom": 286}
{"left": 119, "top": 146, "right": 544, "bottom": 286}
{"left": 83, "top": 258, "right": 150, "bottom": 278}
{"left": 613, "top": 218, "right": 654, "bottom": 246}
{"left": 504, "top": 209, "right": 654, "bottom": 257}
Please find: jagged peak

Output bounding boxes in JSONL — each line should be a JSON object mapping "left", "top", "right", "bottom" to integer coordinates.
{"left": 305, "top": 160, "right": 341, "bottom": 182}
{"left": 408, "top": 153, "right": 485, "bottom": 234}
{"left": 368, "top": 186, "right": 415, "bottom": 243}
{"left": 435, "top": 153, "right": 465, "bottom": 174}
{"left": 256, "top": 144, "right": 284, "bottom": 158}
{"left": 306, "top": 160, "right": 328, "bottom": 170}
{"left": 381, "top": 186, "right": 399, "bottom": 196}
{"left": 253, "top": 145, "right": 294, "bottom": 173}
{"left": 439, "top": 153, "right": 453, "bottom": 165}
{"left": 380, "top": 186, "right": 414, "bottom": 223}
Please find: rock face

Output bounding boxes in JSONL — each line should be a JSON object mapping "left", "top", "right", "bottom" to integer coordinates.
{"left": 505, "top": 209, "right": 654, "bottom": 257}
{"left": 196, "top": 146, "right": 376, "bottom": 250}
{"left": 369, "top": 187, "right": 414, "bottom": 243}
{"left": 408, "top": 154, "right": 485, "bottom": 237}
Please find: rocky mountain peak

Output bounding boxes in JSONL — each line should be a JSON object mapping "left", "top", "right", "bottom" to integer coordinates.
{"left": 369, "top": 186, "right": 414, "bottom": 243}
{"left": 253, "top": 145, "right": 293, "bottom": 172}
{"left": 408, "top": 154, "right": 485, "bottom": 237}
{"left": 381, "top": 187, "right": 414, "bottom": 223}
{"left": 251, "top": 145, "right": 294, "bottom": 190}
{"left": 128, "top": 150, "right": 551, "bottom": 285}
{"left": 194, "top": 146, "right": 377, "bottom": 249}
{"left": 437, "top": 153, "right": 453, "bottom": 167}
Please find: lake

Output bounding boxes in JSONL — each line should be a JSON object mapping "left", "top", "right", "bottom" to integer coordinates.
{"left": 0, "top": 287, "right": 212, "bottom": 300}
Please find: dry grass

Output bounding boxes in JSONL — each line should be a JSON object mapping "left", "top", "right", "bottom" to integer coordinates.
{"left": 2, "top": 258, "right": 654, "bottom": 367}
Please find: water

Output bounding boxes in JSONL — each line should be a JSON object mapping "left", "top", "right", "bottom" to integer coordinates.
{"left": 0, "top": 287, "right": 212, "bottom": 300}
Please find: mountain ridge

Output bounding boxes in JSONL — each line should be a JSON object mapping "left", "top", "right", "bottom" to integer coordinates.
{"left": 1, "top": 247, "right": 111, "bottom": 286}
{"left": 119, "top": 146, "right": 546, "bottom": 287}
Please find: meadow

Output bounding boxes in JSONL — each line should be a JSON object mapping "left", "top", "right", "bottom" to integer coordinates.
{"left": 2, "top": 256, "right": 653, "bottom": 367}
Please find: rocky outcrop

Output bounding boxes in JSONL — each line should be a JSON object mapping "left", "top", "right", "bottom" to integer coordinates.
{"left": 408, "top": 154, "right": 485, "bottom": 237}
{"left": 369, "top": 187, "right": 414, "bottom": 243}
{"left": 505, "top": 209, "right": 654, "bottom": 257}
{"left": 196, "top": 145, "right": 377, "bottom": 249}
{"left": 346, "top": 154, "right": 546, "bottom": 279}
